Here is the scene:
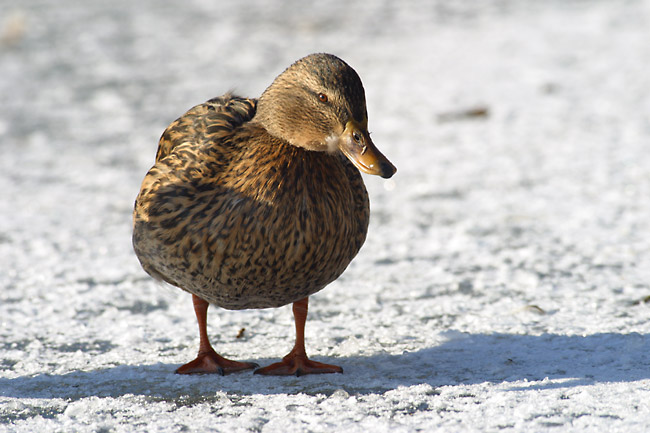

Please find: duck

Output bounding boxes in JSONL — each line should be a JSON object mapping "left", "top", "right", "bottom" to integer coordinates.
{"left": 132, "top": 53, "right": 396, "bottom": 376}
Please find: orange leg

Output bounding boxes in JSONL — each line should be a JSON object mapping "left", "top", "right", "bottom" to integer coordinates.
{"left": 255, "top": 297, "right": 343, "bottom": 376}
{"left": 176, "top": 294, "right": 258, "bottom": 375}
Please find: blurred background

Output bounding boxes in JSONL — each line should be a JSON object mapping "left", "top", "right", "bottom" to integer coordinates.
{"left": 3, "top": 0, "right": 649, "bottom": 298}
{"left": 2, "top": 0, "right": 650, "bottom": 430}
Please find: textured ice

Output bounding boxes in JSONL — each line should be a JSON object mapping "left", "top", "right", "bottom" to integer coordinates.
{"left": 2, "top": 1, "right": 650, "bottom": 432}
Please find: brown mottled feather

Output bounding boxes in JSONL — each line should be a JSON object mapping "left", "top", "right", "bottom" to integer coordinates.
{"left": 133, "top": 94, "right": 369, "bottom": 310}
{"left": 155, "top": 95, "right": 257, "bottom": 161}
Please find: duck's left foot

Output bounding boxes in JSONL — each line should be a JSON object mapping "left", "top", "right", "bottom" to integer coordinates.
{"left": 254, "top": 354, "right": 343, "bottom": 376}
{"left": 176, "top": 348, "right": 258, "bottom": 375}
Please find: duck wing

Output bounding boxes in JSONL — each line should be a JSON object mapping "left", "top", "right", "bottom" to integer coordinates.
{"left": 155, "top": 94, "right": 257, "bottom": 162}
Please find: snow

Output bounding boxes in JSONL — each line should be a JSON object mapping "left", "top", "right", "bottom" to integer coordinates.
{"left": 2, "top": 0, "right": 650, "bottom": 431}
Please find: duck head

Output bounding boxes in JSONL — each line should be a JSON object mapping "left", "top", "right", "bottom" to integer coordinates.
{"left": 255, "top": 53, "right": 396, "bottom": 179}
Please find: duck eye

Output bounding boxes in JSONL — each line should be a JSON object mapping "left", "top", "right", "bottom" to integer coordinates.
{"left": 318, "top": 93, "right": 328, "bottom": 102}
{"left": 353, "top": 132, "right": 361, "bottom": 143}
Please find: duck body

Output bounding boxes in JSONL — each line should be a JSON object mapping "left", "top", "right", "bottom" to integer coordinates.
{"left": 133, "top": 53, "right": 395, "bottom": 375}
{"left": 133, "top": 95, "right": 369, "bottom": 310}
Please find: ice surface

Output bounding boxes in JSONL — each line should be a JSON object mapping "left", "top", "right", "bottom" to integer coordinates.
{"left": 2, "top": 0, "right": 650, "bottom": 432}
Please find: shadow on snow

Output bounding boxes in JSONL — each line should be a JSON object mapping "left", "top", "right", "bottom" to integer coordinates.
{"left": 1, "top": 332, "right": 649, "bottom": 402}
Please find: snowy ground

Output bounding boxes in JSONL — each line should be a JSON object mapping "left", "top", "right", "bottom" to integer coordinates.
{"left": 2, "top": 0, "right": 650, "bottom": 431}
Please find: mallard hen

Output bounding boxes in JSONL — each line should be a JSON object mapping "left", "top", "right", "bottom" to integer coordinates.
{"left": 133, "top": 53, "right": 396, "bottom": 376}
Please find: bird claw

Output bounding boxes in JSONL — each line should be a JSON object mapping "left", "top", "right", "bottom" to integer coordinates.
{"left": 254, "top": 354, "right": 342, "bottom": 376}
{"left": 176, "top": 349, "right": 258, "bottom": 375}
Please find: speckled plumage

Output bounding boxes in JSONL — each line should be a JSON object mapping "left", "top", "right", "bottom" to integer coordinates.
{"left": 132, "top": 53, "right": 395, "bottom": 375}
{"left": 133, "top": 95, "right": 369, "bottom": 309}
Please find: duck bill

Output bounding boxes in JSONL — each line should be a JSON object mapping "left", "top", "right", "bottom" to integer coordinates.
{"left": 339, "top": 120, "right": 397, "bottom": 179}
